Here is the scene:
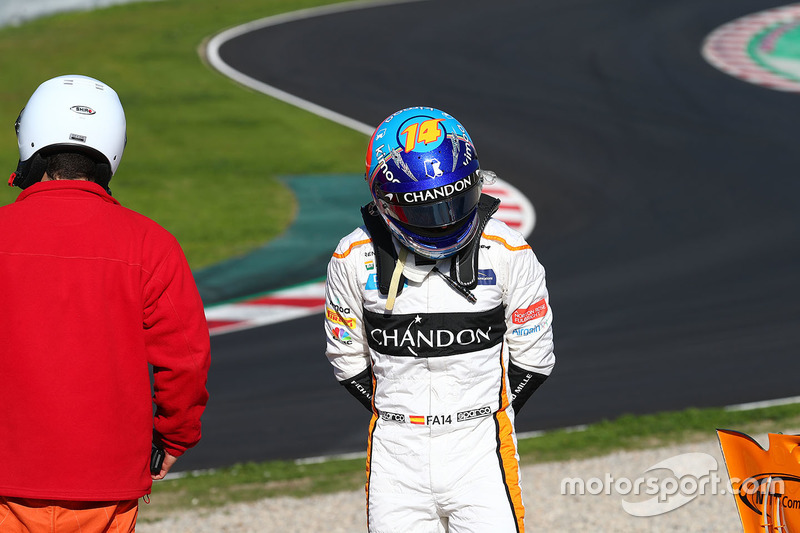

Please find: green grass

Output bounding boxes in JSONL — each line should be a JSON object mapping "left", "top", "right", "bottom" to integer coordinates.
{"left": 142, "top": 456, "right": 368, "bottom": 521}
{"left": 516, "top": 403, "right": 800, "bottom": 462}
{"left": 0, "top": 0, "right": 366, "bottom": 268}
{"left": 138, "top": 402, "right": 800, "bottom": 521}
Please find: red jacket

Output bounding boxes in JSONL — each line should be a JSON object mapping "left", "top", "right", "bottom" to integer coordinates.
{"left": 0, "top": 181, "right": 210, "bottom": 501}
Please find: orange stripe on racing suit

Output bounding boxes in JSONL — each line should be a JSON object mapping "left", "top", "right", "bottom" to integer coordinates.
{"left": 332, "top": 238, "right": 372, "bottom": 259}
{"left": 483, "top": 232, "right": 532, "bottom": 252}
{"left": 365, "top": 370, "right": 378, "bottom": 529}
{"left": 496, "top": 343, "right": 526, "bottom": 532}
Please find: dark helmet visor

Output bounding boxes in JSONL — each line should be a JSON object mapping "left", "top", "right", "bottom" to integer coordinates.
{"left": 382, "top": 176, "right": 482, "bottom": 229}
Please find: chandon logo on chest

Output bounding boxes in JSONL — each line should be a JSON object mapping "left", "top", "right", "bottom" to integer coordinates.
{"left": 370, "top": 320, "right": 491, "bottom": 355}
{"left": 363, "top": 306, "right": 506, "bottom": 358}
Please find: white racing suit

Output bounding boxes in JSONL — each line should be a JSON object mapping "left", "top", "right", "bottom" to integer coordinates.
{"left": 325, "top": 199, "right": 555, "bottom": 533}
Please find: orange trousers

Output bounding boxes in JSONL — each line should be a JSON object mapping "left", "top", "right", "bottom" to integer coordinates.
{"left": 0, "top": 497, "right": 138, "bottom": 532}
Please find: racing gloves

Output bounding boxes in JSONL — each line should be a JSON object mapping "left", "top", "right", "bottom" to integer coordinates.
{"left": 340, "top": 367, "right": 374, "bottom": 412}
{"left": 508, "top": 362, "right": 548, "bottom": 415}
{"left": 343, "top": 363, "right": 547, "bottom": 415}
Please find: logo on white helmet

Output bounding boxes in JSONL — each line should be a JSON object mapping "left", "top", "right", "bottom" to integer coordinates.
{"left": 70, "top": 105, "right": 96, "bottom": 115}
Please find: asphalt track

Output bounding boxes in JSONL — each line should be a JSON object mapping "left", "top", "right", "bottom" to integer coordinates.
{"left": 180, "top": 0, "right": 800, "bottom": 471}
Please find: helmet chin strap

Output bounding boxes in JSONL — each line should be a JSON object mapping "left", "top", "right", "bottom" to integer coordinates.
{"left": 9, "top": 153, "right": 48, "bottom": 189}
{"left": 94, "top": 162, "right": 112, "bottom": 195}
{"left": 9, "top": 153, "right": 113, "bottom": 195}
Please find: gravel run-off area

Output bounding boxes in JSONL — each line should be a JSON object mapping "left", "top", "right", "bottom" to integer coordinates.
{"left": 137, "top": 435, "right": 758, "bottom": 532}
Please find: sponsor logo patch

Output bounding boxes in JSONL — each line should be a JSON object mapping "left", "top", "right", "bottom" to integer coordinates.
{"left": 365, "top": 273, "right": 407, "bottom": 291}
{"left": 512, "top": 323, "right": 544, "bottom": 336}
{"left": 512, "top": 299, "right": 548, "bottom": 324}
{"left": 326, "top": 308, "right": 356, "bottom": 328}
{"left": 364, "top": 306, "right": 505, "bottom": 358}
{"left": 477, "top": 269, "right": 496, "bottom": 285}
{"left": 457, "top": 406, "right": 492, "bottom": 422}
{"left": 369, "top": 316, "right": 493, "bottom": 357}
{"left": 328, "top": 300, "right": 351, "bottom": 315}
{"left": 380, "top": 411, "right": 406, "bottom": 423}
{"left": 331, "top": 327, "right": 352, "bottom": 345}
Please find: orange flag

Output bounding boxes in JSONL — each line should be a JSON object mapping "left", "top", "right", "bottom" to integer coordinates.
{"left": 717, "top": 430, "right": 800, "bottom": 532}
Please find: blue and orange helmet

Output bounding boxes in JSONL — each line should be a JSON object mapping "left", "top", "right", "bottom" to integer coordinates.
{"left": 365, "top": 107, "right": 483, "bottom": 259}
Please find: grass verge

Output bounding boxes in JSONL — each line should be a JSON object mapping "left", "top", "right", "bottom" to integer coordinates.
{"left": 139, "top": 402, "right": 800, "bottom": 521}
{"left": 0, "top": 0, "right": 365, "bottom": 268}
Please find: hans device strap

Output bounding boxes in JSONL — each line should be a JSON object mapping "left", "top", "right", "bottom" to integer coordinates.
{"left": 361, "top": 203, "right": 406, "bottom": 297}
{"left": 449, "top": 194, "right": 500, "bottom": 290}
{"left": 360, "top": 194, "right": 500, "bottom": 296}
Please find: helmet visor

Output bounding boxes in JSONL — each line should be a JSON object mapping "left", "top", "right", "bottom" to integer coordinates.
{"left": 381, "top": 174, "right": 482, "bottom": 229}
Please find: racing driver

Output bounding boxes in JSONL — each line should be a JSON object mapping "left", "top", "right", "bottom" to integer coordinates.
{"left": 324, "top": 106, "right": 555, "bottom": 532}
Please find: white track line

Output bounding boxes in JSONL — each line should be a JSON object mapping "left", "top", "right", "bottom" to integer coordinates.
{"left": 205, "top": 0, "right": 428, "bottom": 136}
{"left": 203, "top": 1, "right": 536, "bottom": 335}
{"left": 725, "top": 395, "right": 800, "bottom": 412}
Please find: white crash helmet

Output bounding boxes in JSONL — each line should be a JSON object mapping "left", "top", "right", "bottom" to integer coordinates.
{"left": 11, "top": 74, "right": 126, "bottom": 191}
